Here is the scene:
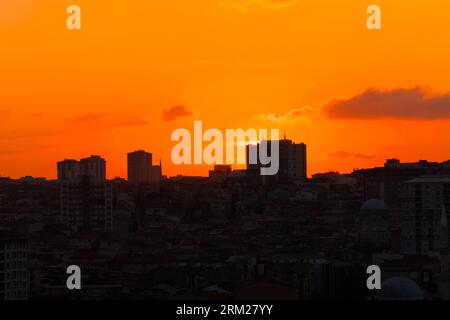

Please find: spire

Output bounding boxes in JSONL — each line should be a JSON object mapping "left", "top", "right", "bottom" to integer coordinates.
{"left": 284, "top": 132, "right": 287, "bottom": 140}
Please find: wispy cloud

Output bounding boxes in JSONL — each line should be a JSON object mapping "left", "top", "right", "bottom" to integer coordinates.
{"left": 254, "top": 105, "right": 316, "bottom": 125}
{"left": 71, "top": 113, "right": 107, "bottom": 124}
{"left": 0, "top": 131, "right": 61, "bottom": 140}
{"left": 328, "top": 151, "right": 376, "bottom": 160}
{"left": 70, "top": 113, "right": 149, "bottom": 128}
{"left": 161, "top": 105, "right": 192, "bottom": 122}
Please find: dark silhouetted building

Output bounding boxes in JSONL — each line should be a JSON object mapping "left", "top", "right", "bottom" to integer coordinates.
{"left": 57, "top": 156, "right": 106, "bottom": 181}
{"left": 151, "top": 160, "right": 163, "bottom": 182}
{"left": 355, "top": 159, "right": 450, "bottom": 207}
{"left": 246, "top": 137, "right": 307, "bottom": 181}
{"left": 57, "top": 159, "right": 81, "bottom": 181}
{"left": 80, "top": 155, "right": 106, "bottom": 181}
{"left": 127, "top": 150, "right": 162, "bottom": 183}
{"left": 128, "top": 150, "right": 152, "bottom": 184}
{"left": 401, "top": 175, "right": 450, "bottom": 254}
{"left": 57, "top": 156, "right": 112, "bottom": 233}
{"left": 0, "top": 232, "right": 28, "bottom": 300}
{"left": 61, "top": 176, "right": 113, "bottom": 233}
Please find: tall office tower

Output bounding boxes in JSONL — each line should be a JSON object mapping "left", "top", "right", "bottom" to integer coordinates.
{"left": 0, "top": 232, "right": 28, "bottom": 300}
{"left": 400, "top": 175, "right": 450, "bottom": 255}
{"left": 61, "top": 176, "right": 113, "bottom": 233}
{"left": 246, "top": 137, "right": 307, "bottom": 181}
{"left": 80, "top": 155, "right": 106, "bottom": 181}
{"left": 282, "top": 139, "right": 307, "bottom": 181}
{"left": 127, "top": 150, "right": 152, "bottom": 184}
{"left": 57, "top": 159, "right": 80, "bottom": 181}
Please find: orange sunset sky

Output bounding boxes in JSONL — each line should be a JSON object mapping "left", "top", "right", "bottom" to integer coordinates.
{"left": 1, "top": 0, "right": 450, "bottom": 179}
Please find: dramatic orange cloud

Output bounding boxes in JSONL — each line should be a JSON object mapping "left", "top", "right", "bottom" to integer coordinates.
{"left": 324, "top": 87, "right": 450, "bottom": 120}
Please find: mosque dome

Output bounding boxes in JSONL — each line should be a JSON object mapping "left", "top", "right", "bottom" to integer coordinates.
{"left": 361, "top": 199, "right": 387, "bottom": 211}
{"left": 378, "top": 277, "right": 423, "bottom": 300}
